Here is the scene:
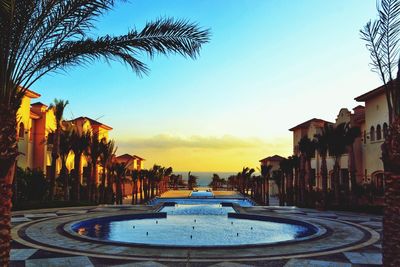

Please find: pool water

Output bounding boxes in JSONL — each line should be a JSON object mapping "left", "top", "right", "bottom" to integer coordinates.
{"left": 148, "top": 197, "right": 255, "bottom": 207}
{"left": 190, "top": 190, "right": 214, "bottom": 197}
{"left": 73, "top": 204, "right": 315, "bottom": 247}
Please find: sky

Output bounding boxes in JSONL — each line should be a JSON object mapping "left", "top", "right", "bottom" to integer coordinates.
{"left": 32, "top": 0, "right": 381, "bottom": 172}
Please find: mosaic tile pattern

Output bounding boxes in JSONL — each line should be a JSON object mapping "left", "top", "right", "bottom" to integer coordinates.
{"left": 10, "top": 205, "right": 383, "bottom": 266}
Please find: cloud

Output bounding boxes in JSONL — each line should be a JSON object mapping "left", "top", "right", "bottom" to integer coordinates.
{"left": 114, "top": 134, "right": 292, "bottom": 171}
{"left": 117, "top": 134, "right": 276, "bottom": 150}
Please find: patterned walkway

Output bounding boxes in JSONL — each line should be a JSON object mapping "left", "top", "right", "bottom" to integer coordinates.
{"left": 10, "top": 205, "right": 382, "bottom": 266}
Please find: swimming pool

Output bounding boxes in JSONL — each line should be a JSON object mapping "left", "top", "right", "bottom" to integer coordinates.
{"left": 190, "top": 190, "right": 214, "bottom": 198}
{"left": 72, "top": 203, "right": 318, "bottom": 247}
{"left": 148, "top": 197, "right": 255, "bottom": 207}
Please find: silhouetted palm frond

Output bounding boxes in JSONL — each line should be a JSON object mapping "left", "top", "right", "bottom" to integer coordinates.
{"left": 0, "top": 0, "right": 210, "bottom": 105}
{"left": 378, "top": 0, "right": 400, "bottom": 80}
{"left": 360, "top": 20, "right": 386, "bottom": 82}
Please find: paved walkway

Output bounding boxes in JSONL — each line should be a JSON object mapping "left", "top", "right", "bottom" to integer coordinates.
{"left": 9, "top": 194, "right": 382, "bottom": 266}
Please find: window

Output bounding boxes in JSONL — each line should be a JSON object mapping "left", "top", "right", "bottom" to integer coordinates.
{"left": 18, "top": 123, "right": 24, "bottom": 139}
{"left": 376, "top": 124, "right": 382, "bottom": 140}
{"left": 383, "top": 123, "right": 389, "bottom": 139}
{"left": 370, "top": 126, "right": 375, "bottom": 141}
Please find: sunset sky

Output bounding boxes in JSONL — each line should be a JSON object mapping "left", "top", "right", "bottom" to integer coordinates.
{"left": 32, "top": 0, "right": 381, "bottom": 172}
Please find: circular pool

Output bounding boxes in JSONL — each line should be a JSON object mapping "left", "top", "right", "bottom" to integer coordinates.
{"left": 71, "top": 204, "right": 319, "bottom": 247}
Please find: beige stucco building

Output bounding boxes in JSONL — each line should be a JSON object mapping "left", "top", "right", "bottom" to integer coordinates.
{"left": 17, "top": 91, "right": 56, "bottom": 173}
{"left": 16, "top": 90, "right": 113, "bottom": 180}
{"left": 259, "top": 155, "right": 285, "bottom": 196}
{"left": 355, "top": 84, "right": 388, "bottom": 193}
{"left": 283, "top": 83, "right": 387, "bottom": 196}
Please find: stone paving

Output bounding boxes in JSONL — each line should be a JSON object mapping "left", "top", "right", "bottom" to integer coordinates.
{"left": 10, "top": 203, "right": 383, "bottom": 266}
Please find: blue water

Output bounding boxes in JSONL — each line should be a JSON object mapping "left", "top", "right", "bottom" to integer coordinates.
{"left": 73, "top": 204, "right": 315, "bottom": 246}
{"left": 148, "top": 197, "right": 255, "bottom": 207}
{"left": 190, "top": 190, "right": 213, "bottom": 197}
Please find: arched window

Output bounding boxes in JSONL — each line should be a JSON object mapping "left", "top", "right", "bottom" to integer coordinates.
{"left": 376, "top": 124, "right": 382, "bottom": 140}
{"left": 18, "top": 123, "right": 25, "bottom": 139}
{"left": 370, "top": 126, "right": 375, "bottom": 141}
{"left": 383, "top": 123, "right": 389, "bottom": 139}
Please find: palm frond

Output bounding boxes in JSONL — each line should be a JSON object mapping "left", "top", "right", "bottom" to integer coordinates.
{"left": 360, "top": 20, "right": 387, "bottom": 82}
{"left": 49, "top": 99, "right": 69, "bottom": 124}
{"left": 26, "top": 18, "right": 210, "bottom": 84}
{"left": 378, "top": 0, "right": 400, "bottom": 80}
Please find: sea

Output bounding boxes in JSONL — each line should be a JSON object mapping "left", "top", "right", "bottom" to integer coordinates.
{"left": 173, "top": 172, "right": 237, "bottom": 187}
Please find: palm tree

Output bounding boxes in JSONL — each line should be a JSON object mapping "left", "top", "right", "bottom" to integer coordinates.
{"left": 314, "top": 123, "right": 331, "bottom": 209}
{"left": 280, "top": 158, "right": 293, "bottom": 205}
{"left": 0, "top": 2, "right": 210, "bottom": 264}
{"left": 343, "top": 124, "right": 361, "bottom": 205}
{"left": 188, "top": 172, "right": 198, "bottom": 190}
{"left": 112, "top": 161, "right": 130, "bottom": 205}
{"left": 99, "top": 139, "right": 116, "bottom": 203}
{"left": 298, "top": 136, "right": 315, "bottom": 206}
{"left": 260, "top": 164, "right": 272, "bottom": 205}
{"left": 162, "top": 167, "right": 173, "bottom": 194}
{"left": 70, "top": 130, "right": 90, "bottom": 201}
{"left": 48, "top": 99, "right": 69, "bottom": 200}
{"left": 131, "top": 170, "right": 139, "bottom": 204}
{"left": 361, "top": 1, "right": 400, "bottom": 264}
{"left": 140, "top": 169, "right": 149, "bottom": 202}
{"left": 58, "top": 128, "right": 73, "bottom": 201}
{"left": 327, "top": 123, "right": 348, "bottom": 205}
{"left": 86, "top": 132, "right": 102, "bottom": 203}
{"left": 271, "top": 169, "right": 285, "bottom": 206}
{"left": 210, "top": 173, "right": 221, "bottom": 190}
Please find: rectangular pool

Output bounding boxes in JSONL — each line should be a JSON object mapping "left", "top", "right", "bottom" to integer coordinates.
{"left": 149, "top": 197, "right": 255, "bottom": 207}
{"left": 190, "top": 190, "right": 214, "bottom": 197}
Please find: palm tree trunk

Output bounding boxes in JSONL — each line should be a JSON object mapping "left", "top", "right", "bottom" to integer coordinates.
{"left": 299, "top": 155, "right": 306, "bottom": 206}
{"left": 293, "top": 167, "right": 299, "bottom": 205}
{"left": 287, "top": 171, "right": 294, "bottom": 206}
{"left": 381, "top": 117, "right": 400, "bottom": 266}
{"left": 348, "top": 145, "right": 357, "bottom": 205}
{"left": 0, "top": 165, "right": 15, "bottom": 267}
{"left": 321, "top": 156, "right": 328, "bottom": 209}
{"left": 105, "top": 170, "right": 113, "bottom": 204}
{"left": 0, "top": 104, "right": 18, "bottom": 266}
{"left": 383, "top": 174, "right": 400, "bottom": 266}
{"left": 265, "top": 176, "right": 270, "bottom": 206}
{"left": 49, "top": 128, "right": 60, "bottom": 200}
{"left": 73, "top": 154, "right": 82, "bottom": 202}
{"left": 100, "top": 167, "right": 106, "bottom": 203}
{"left": 333, "top": 159, "right": 341, "bottom": 205}
{"left": 139, "top": 177, "right": 143, "bottom": 203}
{"left": 305, "top": 158, "right": 312, "bottom": 206}
{"left": 61, "top": 161, "right": 69, "bottom": 201}
{"left": 131, "top": 181, "right": 137, "bottom": 205}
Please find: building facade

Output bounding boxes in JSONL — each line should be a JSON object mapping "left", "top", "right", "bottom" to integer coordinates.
{"left": 282, "top": 84, "right": 387, "bottom": 198}
{"left": 259, "top": 155, "right": 285, "bottom": 196}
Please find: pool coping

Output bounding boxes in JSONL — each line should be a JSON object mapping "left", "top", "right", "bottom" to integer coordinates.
{"left": 11, "top": 207, "right": 381, "bottom": 262}
{"left": 61, "top": 210, "right": 327, "bottom": 249}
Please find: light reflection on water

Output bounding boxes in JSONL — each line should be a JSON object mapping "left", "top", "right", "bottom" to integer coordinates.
{"left": 74, "top": 204, "right": 313, "bottom": 246}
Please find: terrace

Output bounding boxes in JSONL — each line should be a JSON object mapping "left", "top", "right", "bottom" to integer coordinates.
{"left": 10, "top": 190, "right": 382, "bottom": 266}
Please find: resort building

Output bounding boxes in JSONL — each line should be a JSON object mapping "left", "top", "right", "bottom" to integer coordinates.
{"left": 259, "top": 155, "right": 285, "bottom": 196}
{"left": 16, "top": 89, "right": 113, "bottom": 180}
{"left": 283, "top": 83, "right": 387, "bottom": 199}
{"left": 355, "top": 84, "right": 389, "bottom": 195}
{"left": 17, "top": 90, "right": 56, "bottom": 173}
{"left": 115, "top": 154, "right": 146, "bottom": 197}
